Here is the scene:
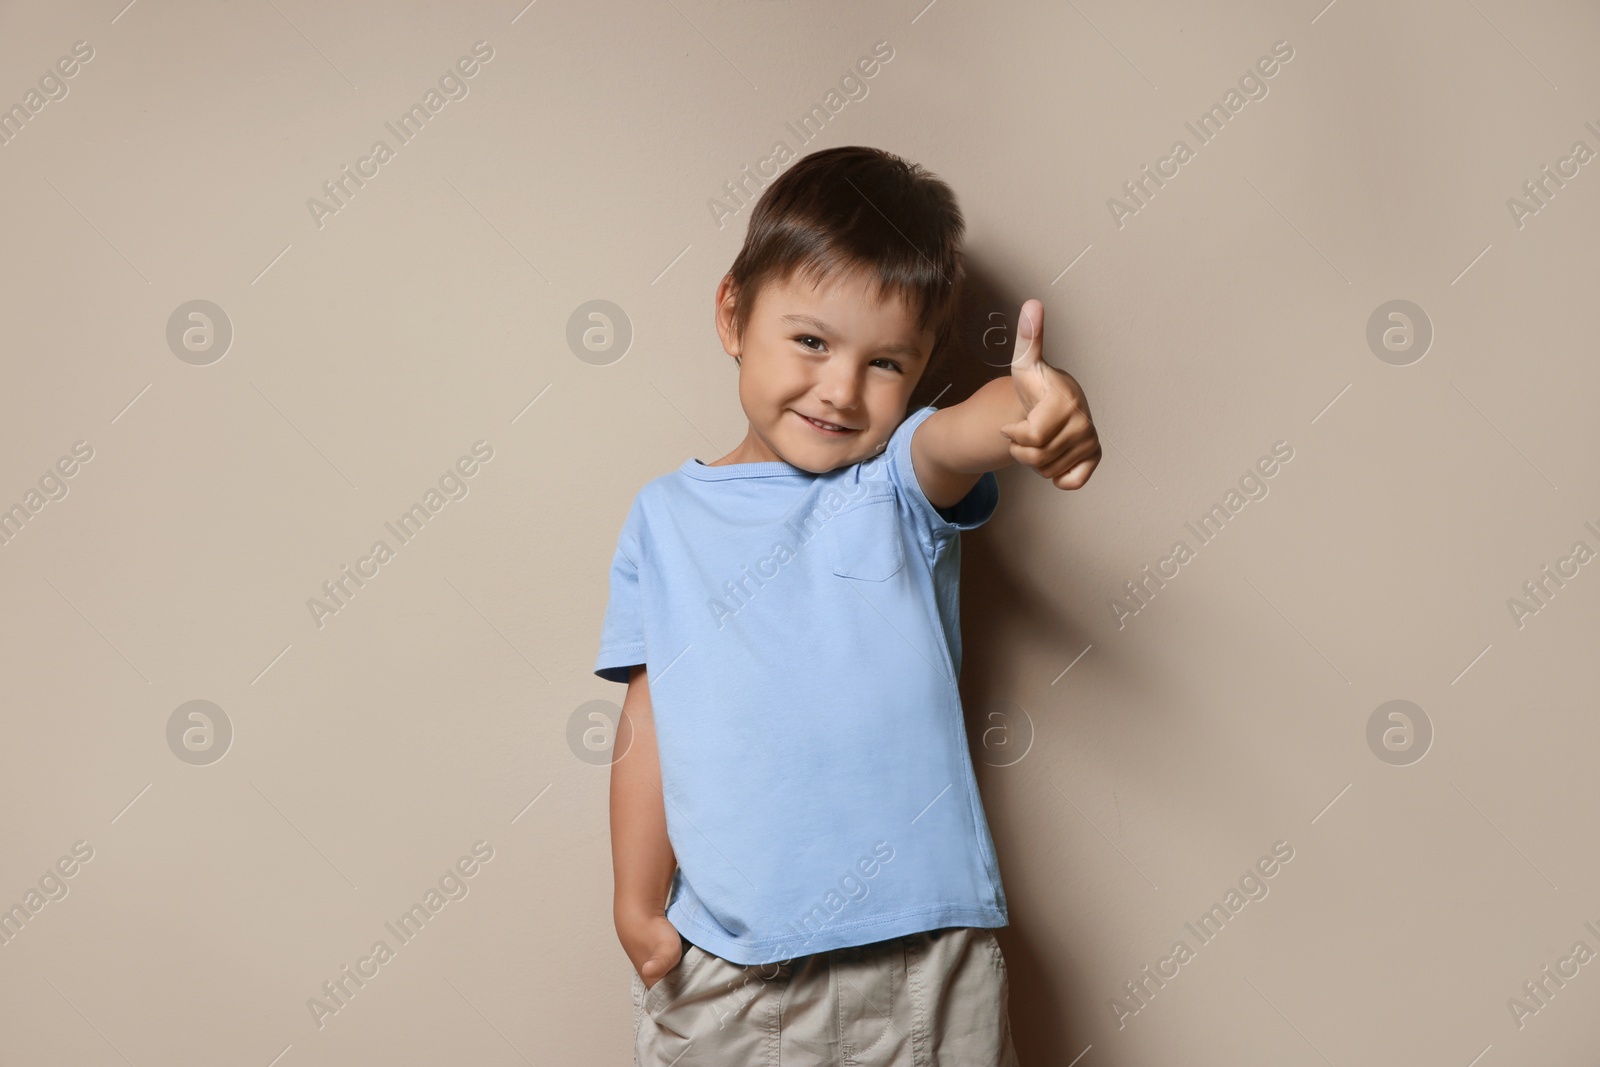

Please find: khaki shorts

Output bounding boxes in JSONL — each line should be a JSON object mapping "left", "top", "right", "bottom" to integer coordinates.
{"left": 631, "top": 925, "right": 1019, "bottom": 1066}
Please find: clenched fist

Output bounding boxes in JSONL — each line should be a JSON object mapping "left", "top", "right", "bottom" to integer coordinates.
{"left": 999, "top": 299, "right": 1101, "bottom": 490}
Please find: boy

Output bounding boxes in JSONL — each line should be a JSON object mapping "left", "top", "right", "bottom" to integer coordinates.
{"left": 595, "top": 146, "right": 1099, "bottom": 1065}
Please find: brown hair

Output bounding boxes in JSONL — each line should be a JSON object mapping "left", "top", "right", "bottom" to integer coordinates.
{"left": 723, "top": 146, "right": 966, "bottom": 363}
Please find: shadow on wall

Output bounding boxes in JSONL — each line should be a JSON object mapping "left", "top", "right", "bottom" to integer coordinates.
{"left": 909, "top": 260, "right": 1016, "bottom": 413}
{"left": 926, "top": 259, "right": 1174, "bottom": 1061}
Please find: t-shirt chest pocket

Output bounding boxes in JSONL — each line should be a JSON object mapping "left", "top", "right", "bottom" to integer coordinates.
{"left": 822, "top": 490, "right": 905, "bottom": 582}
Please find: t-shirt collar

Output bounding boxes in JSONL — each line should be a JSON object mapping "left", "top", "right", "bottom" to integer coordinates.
{"left": 679, "top": 457, "right": 817, "bottom": 481}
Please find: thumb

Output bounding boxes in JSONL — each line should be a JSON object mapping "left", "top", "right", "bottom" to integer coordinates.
{"left": 640, "top": 930, "right": 683, "bottom": 984}
{"left": 640, "top": 951, "right": 673, "bottom": 984}
{"left": 1010, "top": 299, "right": 1044, "bottom": 370}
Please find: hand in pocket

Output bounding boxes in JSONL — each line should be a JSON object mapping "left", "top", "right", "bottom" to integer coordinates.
{"left": 619, "top": 912, "right": 684, "bottom": 991}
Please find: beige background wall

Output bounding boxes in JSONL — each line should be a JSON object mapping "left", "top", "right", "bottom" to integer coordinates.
{"left": 2, "top": 1, "right": 1596, "bottom": 1063}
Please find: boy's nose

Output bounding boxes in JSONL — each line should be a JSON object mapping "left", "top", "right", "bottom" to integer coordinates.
{"left": 814, "top": 365, "right": 863, "bottom": 412}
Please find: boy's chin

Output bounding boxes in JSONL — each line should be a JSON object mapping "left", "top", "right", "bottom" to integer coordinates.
{"left": 781, "top": 439, "right": 869, "bottom": 473}
{"left": 787, "top": 455, "right": 851, "bottom": 474}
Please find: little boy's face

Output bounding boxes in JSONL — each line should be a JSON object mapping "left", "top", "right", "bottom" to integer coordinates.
{"left": 715, "top": 268, "right": 935, "bottom": 473}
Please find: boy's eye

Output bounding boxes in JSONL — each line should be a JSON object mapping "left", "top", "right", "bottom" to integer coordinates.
{"left": 793, "top": 336, "right": 902, "bottom": 373}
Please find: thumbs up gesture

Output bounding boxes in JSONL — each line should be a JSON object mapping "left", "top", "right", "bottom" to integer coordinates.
{"left": 999, "top": 300, "right": 1101, "bottom": 489}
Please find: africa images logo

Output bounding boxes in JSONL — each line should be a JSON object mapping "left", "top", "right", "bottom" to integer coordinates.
{"left": 1108, "top": 841, "right": 1295, "bottom": 1028}
{"left": 705, "top": 40, "right": 896, "bottom": 230}
{"left": 305, "top": 41, "right": 495, "bottom": 230}
{"left": 707, "top": 479, "right": 872, "bottom": 629}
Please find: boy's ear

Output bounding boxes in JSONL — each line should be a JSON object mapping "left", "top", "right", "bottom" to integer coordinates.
{"left": 714, "top": 273, "right": 744, "bottom": 359}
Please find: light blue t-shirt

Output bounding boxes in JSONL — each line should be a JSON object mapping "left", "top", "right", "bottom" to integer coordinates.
{"left": 593, "top": 403, "right": 1008, "bottom": 965}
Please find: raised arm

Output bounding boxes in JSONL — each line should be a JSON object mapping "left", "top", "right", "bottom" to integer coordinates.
{"left": 610, "top": 664, "right": 684, "bottom": 988}
{"left": 911, "top": 299, "right": 1101, "bottom": 509}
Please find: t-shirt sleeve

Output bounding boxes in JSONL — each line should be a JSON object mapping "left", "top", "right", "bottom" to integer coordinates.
{"left": 593, "top": 494, "right": 647, "bottom": 684}
{"left": 885, "top": 404, "right": 1000, "bottom": 544}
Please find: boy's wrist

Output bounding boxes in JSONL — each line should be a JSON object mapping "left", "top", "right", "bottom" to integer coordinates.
{"left": 614, "top": 893, "right": 669, "bottom": 926}
{"left": 922, "top": 377, "right": 1026, "bottom": 475}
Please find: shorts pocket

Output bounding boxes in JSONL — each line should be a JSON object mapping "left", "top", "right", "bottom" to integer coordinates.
{"left": 823, "top": 492, "right": 905, "bottom": 582}
{"left": 988, "top": 930, "right": 1009, "bottom": 979}
{"left": 643, "top": 940, "right": 702, "bottom": 1019}
{"left": 631, "top": 969, "right": 646, "bottom": 1044}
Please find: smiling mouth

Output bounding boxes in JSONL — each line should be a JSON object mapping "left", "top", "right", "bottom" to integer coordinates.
{"left": 796, "top": 412, "right": 859, "bottom": 436}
